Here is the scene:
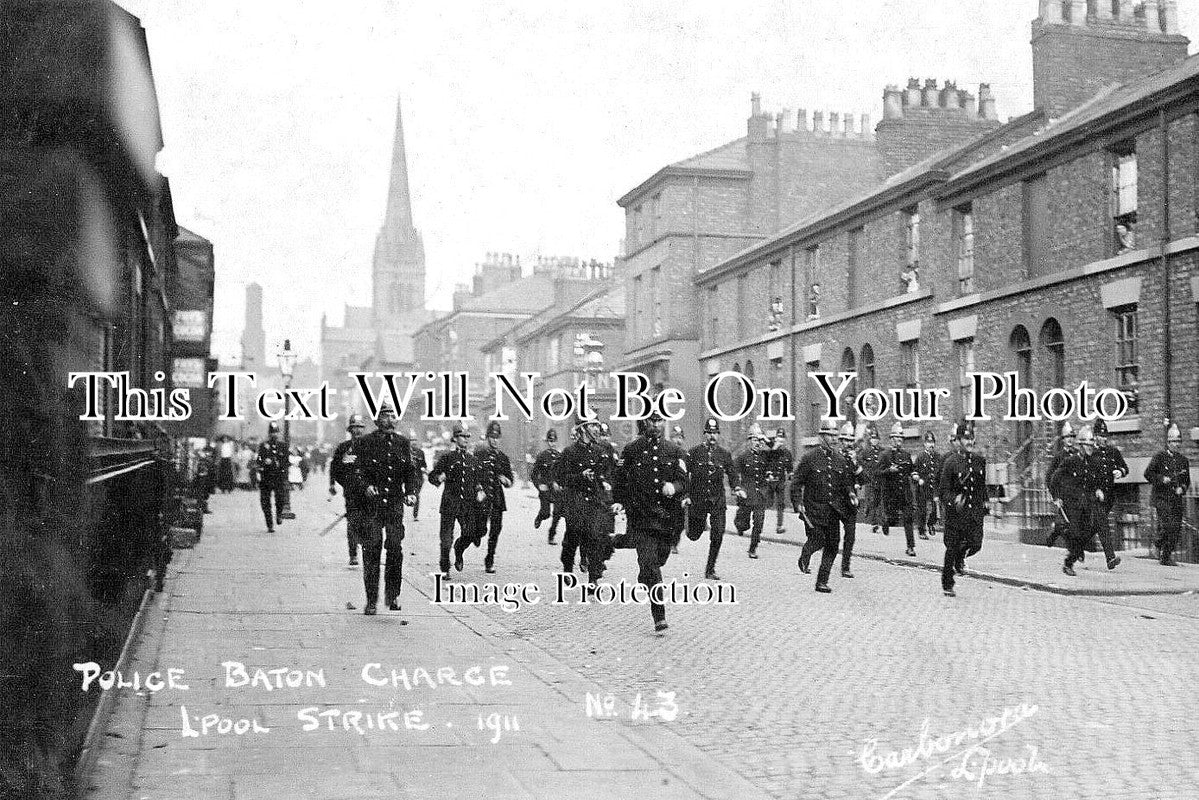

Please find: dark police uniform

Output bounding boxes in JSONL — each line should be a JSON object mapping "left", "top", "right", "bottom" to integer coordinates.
{"left": 733, "top": 447, "right": 771, "bottom": 555}
{"left": 875, "top": 441, "right": 917, "bottom": 552}
{"left": 937, "top": 431, "right": 987, "bottom": 594}
{"left": 790, "top": 437, "right": 855, "bottom": 590}
{"left": 839, "top": 433, "right": 862, "bottom": 575}
{"left": 766, "top": 436, "right": 794, "bottom": 533}
{"left": 686, "top": 438, "right": 736, "bottom": 578}
{"left": 1091, "top": 432, "right": 1129, "bottom": 556}
{"left": 614, "top": 430, "right": 688, "bottom": 629}
{"left": 353, "top": 428, "right": 417, "bottom": 608}
{"left": 914, "top": 441, "right": 943, "bottom": 539}
{"left": 857, "top": 437, "right": 884, "bottom": 531}
{"left": 475, "top": 434, "right": 513, "bottom": 572}
{"left": 1047, "top": 447, "right": 1109, "bottom": 574}
{"left": 429, "top": 442, "right": 489, "bottom": 574}
{"left": 255, "top": 435, "right": 289, "bottom": 530}
{"left": 330, "top": 436, "right": 367, "bottom": 562}
{"left": 411, "top": 447, "right": 428, "bottom": 521}
{"left": 531, "top": 437, "right": 564, "bottom": 543}
{"left": 1145, "top": 442, "right": 1191, "bottom": 566}
{"left": 554, "top": 437, "right": 615, "bottom": 582}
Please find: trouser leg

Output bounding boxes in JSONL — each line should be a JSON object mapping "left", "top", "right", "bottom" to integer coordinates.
{"left": 903, "top": 507, "right": 915, "bottom": 550}
{"left": 748, "top": 508, "right": 765, "bottom": 551}
{"left": 360, "top": 521, "right": 383, "bottom": 604}
{"left": 706, "top": 507, "right": 726, "bottom": 573}
{"left": 560, "top": 513, "right": 582, "bottom": 571}
{"left": 942, "top": 532, "right": 959, "bottom": 591}
{"left": 775, "top": 486, "right": 786, "bottom": 530}
{"left": 841, "top": 515, "right": 856, "bottom": 572}
{"left": 535, "top": 496, "right": 550, "bottom": 524}
{"left": 634, "top": 531, "right": 671, "bottom": 624}
{"left": 1096, "top": 508, "right": 1117, "bottom": 562}
{"left": 259, "top": 486, "right": 274, "bottom": 527}
{"left": 382, "top": 513, "right": 405, "bottom": 603}
{"left": 438, "top": 513, "right": 455, "bottom": 573}
{"left": 484, "top": 508, "right": 503, "bottom": 567}
{"left": 815, "top": 521, "right": 840, "bottom": 586}
{"left": 550, "top": 501, "right": 564, "bottom": 536}
{"left": 1159, "top": 508, "right": 1181, "bottom": 561}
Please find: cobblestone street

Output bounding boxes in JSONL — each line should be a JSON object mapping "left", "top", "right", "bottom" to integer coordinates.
{"left": 87, "top": 481, "right": 1199, "bottom": 800}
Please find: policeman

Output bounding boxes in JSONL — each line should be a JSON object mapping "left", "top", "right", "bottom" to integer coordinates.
{"left": 733, "top": 426, "right": 771, "bottom": 558}
{"left": 837, "top": 421, "right": 861, "bottom": 578}
{"left": 914, "top": 431, "right": 943, "bottom": 540}
{"left": 686, "top": 418, "right": 736, "bottom": 580}
{"left": 857, "top": 424, "right": 884, "bottom": 533}
{"left": 554, "top": 411, "right": 617, "bottom": 582}
{"left": 594, "top": 422, "right": 621, "bottom": 568}
{"left": 937, "top": 420, "right": 987, "bottom": 596}
{"left": 255, "top": 422, "right": 289, "bottom": 532}
{"left": 1090, "top": 418, "right": 1129, "bottom": 556}
{"left": 475, "top": 421, "right": 514, "bottom": 574}
{"left": 667, "top": 426, "right": 689, "bottom": 554}
{"left": 328, "top": 414, "right": 368, "bottom": 565}
{"left": 531, "top": 430, "right": 564, "bottom": 544}
{"left": 791, "top": 419, "right": 855, "bottom": 593}
{"left": 353, "top": 404, "right": 417, "bottom": 615}
{"left": 408, "top": 428, "right": 428, "bottom": 522}
{"left": 429, "top": 425, "right": 489, "bottom": 578}
{"left": 875, "top": 422, "right": 918, "bottom": 556}
{"left": 613, "top": 409, "right": 689, "bottom": 632}
{"left": 1048, "top": 425, "right": 1120, "bottom": 576}
{"left": 1145, "top": 423, "right": 1191, "bottom": 567}
{"left": 1044, "top": 421, "right": 1078, "bottom": 551}
{"left": 767, "top": 428, "right": 794, "bottom": 535}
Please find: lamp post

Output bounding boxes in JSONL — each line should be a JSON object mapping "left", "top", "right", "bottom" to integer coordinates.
{"left": 574, "top": 332, "right": 606, "bottom": 399}
{"left": 278, "top": 338, "right": 298, "bottom": 520}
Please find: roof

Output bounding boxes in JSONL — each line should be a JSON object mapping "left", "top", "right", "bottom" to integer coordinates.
{"left": 512, "top": 283, "right": 625, "bottom": 346}
{"left": 618, "top": 137, "right": 752, "bottom": 207}
{"left": 456, "top": 271, "right": 557, "bottom": 313}
{"left": 947, "top": 52, "right": 1199, "bottom": 192}
{"left": 377, "top": 331, "right": 414, "bottom": 365}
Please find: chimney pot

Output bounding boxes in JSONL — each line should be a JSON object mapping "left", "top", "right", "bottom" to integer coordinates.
{"left": 1066, "top": 0, "right": 1087, "bottom": 25}
{"left": 813, "top": 110, "right": 825, "bottom": 133}
{"left": 922, "top": 78, "right": 939, "bottom": 107}
{"left": 1041, "top": 0, "right": 1064, "bottom": 22}
{"left": 979, "top": 83, "right": 998, "bottom": 120}
{"left": 883, "top": 86, "right": 903, "bottom": 119}
{"left": 797, "top": 108, "right": 808, "bottom": 131}
{"left": 843, "top": 113, "right": 854, "bottom": 135}
{"left": 1143, "top": 0, "right": 1162, "bottom": 32}
{"left": 829, "top": 111, "right": 840, "bottom": 134}
{"left": 751, "top": 92, "right": 762, "bottom": 117}
{"left": 1163, "top": 0, "right": 1179, "bottom": 33}
{"left": 940, "top": 81, "right": 961, "bottom": 109}
{"left": 961, "top": 91, "right": 978, "bottom": 116}
{"left": 774, "top": 111, "right": 785, "bottom": 136}
{"left": 860, "top": 113, "right": 872, "bottom": 139}
{"left": 905, "top": 78, "right": 922, "bottom": 107}
{"left": 1095, "top": 0, "right": 1113, "bottom": 19}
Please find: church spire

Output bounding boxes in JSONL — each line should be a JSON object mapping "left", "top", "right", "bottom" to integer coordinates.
{"left": 384, "top": 95, "right": 414, "bottom": 231}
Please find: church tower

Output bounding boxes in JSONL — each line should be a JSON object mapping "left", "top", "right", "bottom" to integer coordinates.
{"left": 372, "top": 95, "right": 427, "bottom": 330}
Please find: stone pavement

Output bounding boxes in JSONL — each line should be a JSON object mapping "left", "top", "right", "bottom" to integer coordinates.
{"left": 759, "top": 517, "right": 1199, "bottom": 596}
{"left": 83, "top": 480, "right": 1199, "bottom": 800}
{"left": 82, "top": 482, "right": 771, "bottom": 800}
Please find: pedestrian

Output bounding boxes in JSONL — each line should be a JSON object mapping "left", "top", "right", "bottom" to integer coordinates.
{"left": 875, "top": 422, "right": 918, "bottom": 556}
{"left": 1091, "top": 418, "right": 1129, "bottom": 554}
{"left": 613, "top": 410, "right": 688, "bottom": 633}
{"left": 766, "top": 428, "right": 794, "bottom": 535}
{"left": 837, "top": 421, "right": 861, "bottom": 578}
{"left": 791, "top": 419, "right": 855, "bottom": 593}
{"left": 733, "top": 425, "right": 771, "bottom": 558}
{"left": 1049, "top": 425, "right": 1121, "bottom": 576}
{"left": 555, "top": 411, "right": 616, "bottom": 583}
{"left": 1043, "top": 422, "right": 1078, "bottom": 551}
{"left": 255, "top": 422, "right": 288, "bottom": 532}
{"left": 685, "top": 418, "right": 736, "bottom": 580}
{"left": 531, "top": 429, "right": 564, "bottom": 545}
{"left": 666, "top": 425, "right": 689, "bottom": 554}
{"left": 329, "top": 414, "right": 368, "bottom": 566}
{"left": 937, "top": 420, "right": 987, "bottom": 596}
{"left": 1145, "top": 422, "right": 1191, "bottom": 567}
{"left": 475, "top": 421, "right": 513, "bottom": 574}
{"left": 216, "top": 434, "right": 236, "bottom": 493}
{"left": 429, "top": 425, "right": 489, "bottom": 578}
{"left": 353, "top": 403, "right": 417, "bottom": 615}
{"left": 914, "top": 431, "right": 942, "bottom": 540}
{"left": 288, "top": 446, "right": 304, "bottom": 490}
{"left": 857, "top": 424, "right": 884, "bottom": 533}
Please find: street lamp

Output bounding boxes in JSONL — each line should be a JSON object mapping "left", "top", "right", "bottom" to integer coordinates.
{"left": 574, "top": 333, "right": 606, "bottom": 389}
{"left": 278, "top": 338, "right": 298, "bottom": 520}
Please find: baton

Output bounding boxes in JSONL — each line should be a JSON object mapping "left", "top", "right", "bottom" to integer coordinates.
{"left": 317, "top": 512, "right": 347, "bottom": 537}
{"left": 1056, "top": 504, "right": 1070, "bottom": 526}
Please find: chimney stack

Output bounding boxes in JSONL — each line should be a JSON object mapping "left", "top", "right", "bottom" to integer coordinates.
{"left": 940, "top": 80, "right": 960, "bottom": 109}
{"left": 860, "top": 114, "right": 872, "bottom": 139}
{"left": 961, "top": 91, "right": 978, "bottom": 117}
{"left": 829, "top": 112, "right": 840, "bottom": 135}
{"left": 751, "top": 92, "right": 761, "bottom": 117}
{"left": 812, "top": 110, "right": 824, "bottom": 133}
{"left": 922, "top": 78, "right": 939, "bottom": 107}
{"left": 1163, "top": 0, "right": 1179, "bottom": 34}
{"left": 1040, "top": 0, "right": 1063, "bottom": 22}
{"left": 1095, "top": 0, "right": 1112, "bottom": 20}
{"left": 797, "top": 108, "right": 808, "bottom": 131}
{"left": 1118, "top": 0, "right": 1133, "bottom": 20}
{"left": 1144, "top": 0, "right": 1161, "bottom": 33}
{"left": 1066, "top": 0, "right": 1086, "bottom": 26}
{"left": 843, "top": 113, "right": 854, "bottom": 136}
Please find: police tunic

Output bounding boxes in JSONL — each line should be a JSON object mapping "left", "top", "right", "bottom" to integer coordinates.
{"left": 1092, "top": 443, "right": 1129, "bottom": 514}
{"left": 1145, "top": 450, "right": 1191, "bottom": 515}
{"left": 614, "top": 436, "right": 688, "bottom": 534}
{"left": 732, "top": 450, "right": 771, "bottom": 508}
{"left": 687, "top": 443, "right": 735, "bottom": 508}
{"left": 353, "top": 430, "right": 417, "bottom": 516}
{"left": 474, "top": 444, "right": 513, "bottom": 512}
{"left": 428, "top": 448, "right": 489, "bottom": 513}
{"left": 790, "top": 444, "right": 855, "bottom": 526}
{"left": 938, "top": 450, "right": 987, "bottom": 539}
{"left": 330, "top": 438, "right": 366, "bottom": 509}
{"left": 255, "top": 440, "right": 289, "bottom": 486}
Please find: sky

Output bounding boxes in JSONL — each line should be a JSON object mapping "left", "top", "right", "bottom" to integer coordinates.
{"left": 117, "top": 0, "right": 1197, "bottom": 365}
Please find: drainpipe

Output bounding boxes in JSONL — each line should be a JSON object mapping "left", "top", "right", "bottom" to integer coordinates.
{"left": 789, "top": 244, "right": 797, "bottom": 444}
{"left": 1161, "top": 108, "right": 1172, "bottom": 441}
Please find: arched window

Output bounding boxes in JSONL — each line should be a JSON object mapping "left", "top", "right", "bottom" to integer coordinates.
{"left": 840, "top": 347, "right": 857, "bottom": 420}
{"left": 1010, "top": 325, "right": 1032, "bottom": 385}
{"left": 1038, "top": 319, "right": 1065, "bottom": 389}
{"left": 745, "top": 360, "right": 755, "bottom": 381}
{"left": 859, "top": 344, "right": 875, "bottom": 388}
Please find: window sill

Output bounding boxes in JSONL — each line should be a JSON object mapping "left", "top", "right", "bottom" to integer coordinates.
{"left": 1106, "top": 416, "right": 1142, "bottom": 434}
